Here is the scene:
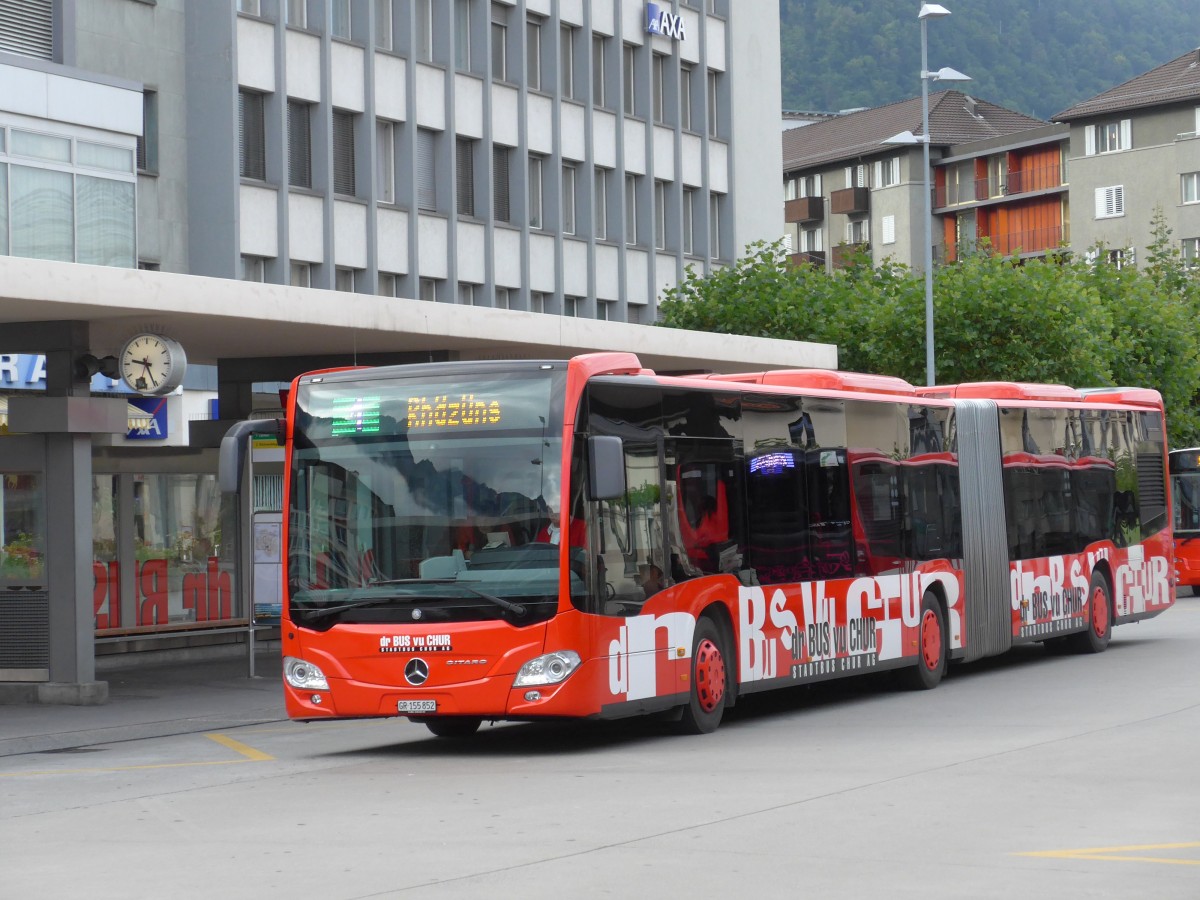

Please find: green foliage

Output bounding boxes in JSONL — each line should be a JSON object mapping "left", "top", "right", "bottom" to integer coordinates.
{"left": 780, "top": 0, "right": 1198, "bottom": 120}
{"left": 657, "top": 235, "right": 1200, "bottom": 448}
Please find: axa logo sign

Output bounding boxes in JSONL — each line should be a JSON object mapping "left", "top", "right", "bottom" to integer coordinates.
{"left": 646, "top": 3, "right": 686, "bottom": 41}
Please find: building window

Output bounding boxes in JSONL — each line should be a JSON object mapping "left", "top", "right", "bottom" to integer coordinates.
{"left": 1094, "top": 185, "right": 1124, "bottom": 219}
{"left": 529, "top": 155, "right": 544, "bottom": 229}
{"left": 288, "top": 100, "right": 312, "bottom": 189}
{"left": 238, "top": 90, "right": 266, "bottom": 180}
{"left": 846, "top": 218, "right": 869, "bottom": 243}
{"left": 874, "top": 157, "right": 900, "bottom": 189}
{"left": 564, "top": 296, "right": 581, "bottom": 317}
{"left": 845, "top": 164, "right": 868, "bottom": 188}
{"left": 335, "top": 267, "right": 357, "bottom": 292}
{"left": 454, "top": 0, "right": 470, "bottom": 69}
{"left": 597, "top": 299, "right": 614, "bottom": 321}
{"left": 625, "top": 174, "right": 638, "bottom": 245}
{"left": 137, "top": 90, "right": 158, "bottom": 174}
{"left": 333, "top": 110, "right": 356, "bottom": 196}
{"left": 419, "top": 277, "right": 438, "bottom": 302}
{"left": 594, "top": 167, "right": 609, "bottom": 239}
{"left": 285, "top": 0, "right": 306, "bottom": 27}
{"left": 652, "top": 53, "right": 667, "bottom": 124}
{"left": 1106, "top": 248, "right": 1130, "bottom": 269}
{"left": 240, "top": 255, "right": 266, "bottom": 281}
{"left": 530, "top": 291, "right": 547, "bottom": 313}
{"left": 709, "top": 193, "right": 721, "bottom": 258}
{"left": 458, "top": 282, "right": 478, "bottom": 305}
{"left": 800, "top": 227, "right": 822, "bottom": 253}
{"left": 376, "top": 120, "right": 395, "bottom": 203}
{"left": 417, "top": 128, "right": 437, "bottom": 210}
{"left": 491, "top": 4, "right": 508, "bottom": 81}
{"left": 290, "top": 262, "right": 311, "bottom": 287}
{"left": 456, "top": 137, "right": 475, "bottom": 216}
{"left": 562, "top": 163, "right": 577, "bottom": 235}
{"left": 1086, "top": 119, "right": 1131, "bottom": 155}
{"left": 526, "top": 16, "right": 542, "bottom": 90}
{"left": 330, "top": 0, "right": 352, "bottom": 39}
{"left": 237, "top": 0, "right": 260, "bottom": 15}
{"left": 623, "top": 44, "right": 636, "bottom": 116}
{"left": 561, "top": 24, "right": 576, "bottom": 99}
{"left": 592, "top": 35, "right": 608, "bottom": 108}
{"left": 682, "top": 187, "right": 696, "bottom": 254}
{"left": 881, "top": 215, "right": 896, "bottom": 245}
{"left": 1182, "top": 172, "right": 1200, "bottom": 205}
{"left": 1182, "top": 237, "right": 1200, "bottom": 267}
{"left": 493, "top": 144, "right": 511, "bottom": 222}
{"left": 0, "top": 0, "right": 53, "bottom": 58}
{"left": 416, "top": 0, "right": 434, "bottom": 62}
{"left": 654, "top": 180, "right": 667, "bottom": 249}
{"left": 378, "top": 272, "right": 397, "bottom": 295}
{"left": 681, "top": 64, "right": 694, "bottom": 131}
{"left": 495, "top": 287, "right": 511, "bottom": 310}
{"left": 707, "top": 70, "right": 719, "bottom": 136}
{"left": 375, "top": 0, "right": 392, "bottom": 50}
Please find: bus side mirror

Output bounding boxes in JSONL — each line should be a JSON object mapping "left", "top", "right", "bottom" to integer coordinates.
{"left": 219, "top": 418, "right": 283, "bottom": 493}
{"left": 588, "top": 435, "right": 626, "bottom": 500}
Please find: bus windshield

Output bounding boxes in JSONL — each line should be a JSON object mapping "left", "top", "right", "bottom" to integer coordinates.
{"left": 288, "top": 369, "right": 568, "bottom": 627}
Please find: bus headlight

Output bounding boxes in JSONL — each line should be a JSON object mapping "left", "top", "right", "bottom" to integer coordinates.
{"left": 514, "top": 650, "right": 582, "bottom": 686}
{"left": 284, "top": 656, "right": 330, "bottom": 691}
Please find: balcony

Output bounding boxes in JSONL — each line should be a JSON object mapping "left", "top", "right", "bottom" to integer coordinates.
{"left": 936, "top": 161, "right": 1066, "bottom": 208}
{"left": 829, "top": 186, "right": 869, "bottom": 216}
{"left": 785, "top": 195, "right": 824, "bottom": 224}
{"left": 831, "top": 242, "right": 868, "bottom": 269}
{"left": 788, "top": 250, "right": 826, "bottom": 269}
{"left": 943, "top": 225, "right": 1066, "bottom": 263}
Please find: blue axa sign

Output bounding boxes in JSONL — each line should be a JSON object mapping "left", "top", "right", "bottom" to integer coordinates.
{"left": 646, "top": 3, "right": 686, "bottom": 40}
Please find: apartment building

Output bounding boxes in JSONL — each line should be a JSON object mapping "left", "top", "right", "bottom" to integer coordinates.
{"left": 781, "top": 90, "right": 1047, "bottom": 272}
{"left": 1055, "top": 47, "right": 1200, "bottom": 268}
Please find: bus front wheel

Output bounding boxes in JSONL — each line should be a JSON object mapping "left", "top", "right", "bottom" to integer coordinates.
{"left": 676, "top": 617, "right": 729, "bottom": 734}
{"left": 898, "top": 591, "right": 946, "bottom": 690}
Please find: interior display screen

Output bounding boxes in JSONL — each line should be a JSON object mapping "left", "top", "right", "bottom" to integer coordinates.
{"left": 750, "top": 451, "right": 796, "bottom": 476}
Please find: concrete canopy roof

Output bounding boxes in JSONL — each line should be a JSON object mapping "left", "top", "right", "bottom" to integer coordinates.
{"left": 0, "top": 257, "right": 837, "bottom": 376}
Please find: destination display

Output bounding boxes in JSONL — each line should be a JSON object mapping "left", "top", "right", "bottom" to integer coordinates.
{"left": 298, "top": 374, "right": 554, "bottom": 440}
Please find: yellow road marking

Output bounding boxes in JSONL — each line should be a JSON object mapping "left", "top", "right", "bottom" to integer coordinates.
{"left": 204, "top": 732, "right": 274, "bottom": 761}
{"left": 0, "top": 733, "right": 273, "bottom": 777}
{"left": 1020, "top": 842, "right": 1200, "bottom": 866}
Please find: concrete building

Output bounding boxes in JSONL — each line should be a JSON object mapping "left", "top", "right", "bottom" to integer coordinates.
{"left": 0, "top": 1, "right": 832, "bottom": 702}
{"left": 1055, "top": 47, "right": 1200, "bottom": 269}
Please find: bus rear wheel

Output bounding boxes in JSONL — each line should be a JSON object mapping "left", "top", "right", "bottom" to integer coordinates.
{"left": 1068, "top": 572, "right": 1112, "bottom": 654}
{"left": 676, "top": 617, "right": 729, "bottom": 734}
{"left": 898, "top": 591, "right": 946, "bottom": 690}
{"left": 423, "top": 716, "right": 482, "bottom": 738}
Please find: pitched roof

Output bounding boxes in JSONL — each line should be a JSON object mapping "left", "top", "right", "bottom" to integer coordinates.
{"left": 1054, "top": 48, "right": 1200, "bottom": 121}
{"left": 781, "top": 91, "right": 1046, "bottom": 171}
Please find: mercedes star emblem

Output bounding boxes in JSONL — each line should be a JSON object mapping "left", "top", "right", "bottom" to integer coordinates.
{"left": 404, "top": 658, "right": 430, "bottom": 686}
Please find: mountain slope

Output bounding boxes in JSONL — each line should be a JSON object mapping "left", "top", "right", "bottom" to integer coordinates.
{"left": 780, "top": 0, "right": 1199, "bottom": 120}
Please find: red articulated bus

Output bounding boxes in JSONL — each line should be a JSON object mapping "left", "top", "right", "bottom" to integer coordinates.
{"left": 1169, "top": 448, "right": 1200, "bottom": 594}
{"left": 221, "top": 353, "right": 1175, "bottom": 736}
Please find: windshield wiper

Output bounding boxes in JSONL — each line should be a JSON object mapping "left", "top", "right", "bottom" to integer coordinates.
{"left": 369, "top": 578, "right": 527, "bottom": 616}
{"left": 299, "top": 582, "right": 525, "bottom": 621}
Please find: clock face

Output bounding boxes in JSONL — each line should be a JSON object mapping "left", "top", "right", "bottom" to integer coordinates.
{"left": 119, "top": 333, "right": 187, "bottom": 396}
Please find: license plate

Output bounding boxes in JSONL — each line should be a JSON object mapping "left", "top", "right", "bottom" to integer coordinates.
{"left": 397, "top": 699, "right": 437, "bottom": 714}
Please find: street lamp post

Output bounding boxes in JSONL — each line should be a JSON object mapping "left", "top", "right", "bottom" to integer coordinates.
{"left": 885, "top": 4, "right": 969, "bottom": 387}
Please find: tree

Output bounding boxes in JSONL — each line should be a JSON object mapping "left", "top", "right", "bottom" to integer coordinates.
{"left": 657, "top": 238, "right": 1200, "bottom": 446}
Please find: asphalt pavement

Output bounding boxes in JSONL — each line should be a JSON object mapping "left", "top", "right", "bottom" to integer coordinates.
{"left": 0, "top": 649, "right": 286, "bottom": 758}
